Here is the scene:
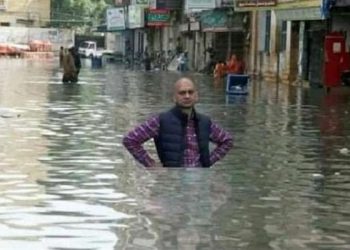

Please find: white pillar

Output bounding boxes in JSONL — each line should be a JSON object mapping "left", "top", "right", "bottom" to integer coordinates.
{"left": 297, "top": 21, "right": 305, "bottom": 83}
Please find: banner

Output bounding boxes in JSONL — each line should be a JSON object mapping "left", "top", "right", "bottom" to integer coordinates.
{"left": 147, "top": 9, "right": 170, "bottom": 26}
{"left": 106, "top": 8, "right": 126, "bottom": 31}
{"left": 128, "top": 5, "right": 145, "bottom": 28}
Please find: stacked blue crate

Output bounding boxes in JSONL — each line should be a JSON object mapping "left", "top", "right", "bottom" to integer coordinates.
{"left": 91, "top": 56, "right": 103, "bottom": 68}
{"left": 225, "top": 74, "right": 249, "bottom": 95}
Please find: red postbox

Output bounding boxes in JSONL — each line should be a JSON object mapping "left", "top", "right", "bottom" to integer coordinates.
{"left": 323, "top": 32, "right": 348, "bottom": 88}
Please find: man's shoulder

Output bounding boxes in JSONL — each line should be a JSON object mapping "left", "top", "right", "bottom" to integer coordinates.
{"left": 158, "top": 108, "right": 174, "bottom": 120}
{"left": 195, "top": 111, "right": 211, "bottom": 121}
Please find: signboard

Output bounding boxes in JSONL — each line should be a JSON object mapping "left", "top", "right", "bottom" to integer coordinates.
{"left": 236, "top": 0, "right": 277, "bottom": 7}
{"left": 200, "top": 9, "right": 244, "bottom": 32}
{"left": 186, "top": 0, "right": 216, "bottom": 12}
{"left": 190, "top": 22, "right": 200, "bottom": 31}
{"left": 106, "top": 8, "right": 126, "bottom": 31}
{"left": 131, "top": 0, "right": 149, "bottom": 6}
{"left": 128, "top": 5, "right": 145, "bottom": 28}
{"left": 150, "top": 0, "right": 183, "bottom": 9}
{"left": 180, "top": 23, "right": 189, "bottom": 32}
{"left": 149, "top": 0, "right": 166, "bottom": 9}
{"left": 147, "top": 9, "right": 170, "bottom": 26}
{"left": 276, "top": 7, "right": 323, "bottom": 20}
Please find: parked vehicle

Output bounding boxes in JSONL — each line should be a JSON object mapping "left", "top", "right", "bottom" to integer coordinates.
{"left": 78, "top": 41, "right": 104, "bottom": 58}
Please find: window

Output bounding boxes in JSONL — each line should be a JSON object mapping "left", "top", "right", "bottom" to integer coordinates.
{"left": 281, "top": 21, "right": 287, "bottom": 51}
{"left": 264, "top": 10, "right": 271, "bottom": 53}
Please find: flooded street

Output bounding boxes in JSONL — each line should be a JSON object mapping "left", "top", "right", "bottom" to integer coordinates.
{"left": 1, "top": 58, "right": 350, "bottom": 250}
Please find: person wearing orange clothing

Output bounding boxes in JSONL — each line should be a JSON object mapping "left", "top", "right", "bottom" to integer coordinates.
{"left": 213, "top": 61, "right": 226, "bottom": 79}
{"left": 226, "top": 54, "right": 245, "bottom": 75}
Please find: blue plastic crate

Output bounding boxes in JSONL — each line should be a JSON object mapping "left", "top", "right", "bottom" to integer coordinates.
{"left": 91, "top": 56, "right": 103, "bottom": 68}
{"left": 225, "top": 94, "right": 247, "bottom": 104}
{"left": 226, "top": 74, "right": 249, "bottom": 95}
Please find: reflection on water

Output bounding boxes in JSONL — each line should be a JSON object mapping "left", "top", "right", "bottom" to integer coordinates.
{"left": 0, "top": 58, "right": 350, "bottom": 249}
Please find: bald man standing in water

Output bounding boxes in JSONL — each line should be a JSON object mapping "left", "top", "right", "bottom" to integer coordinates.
{"left": 123, "top": 77, "right": 233, "bottom": 168}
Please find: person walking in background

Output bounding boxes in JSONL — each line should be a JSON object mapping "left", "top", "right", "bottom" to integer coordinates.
{"left": 177, "top": 52, "right": 189, "bottom": 72}
{"left": 123, "top": 77, "right": 233, "bottom": 168}
{"left": 62, "top": 48, "right": 77, "bottom": 83}
{"left": 144, "top": 50, "right": 151, "bottom": 71}
{"left": 69, "top": 46, "right": 81, "bottom": 80}
{"left": 59, "top": 46, "right": 64, "bottom": 67}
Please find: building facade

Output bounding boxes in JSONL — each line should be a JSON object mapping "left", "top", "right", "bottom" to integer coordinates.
{"left": 235, "top": 0, "right": 350, "bottom": 88}
{"left": 107, "top": 0, "right": 349, "bottom": 85}
{"left": 0, "top": 0, "right": 50, "bottom": 27}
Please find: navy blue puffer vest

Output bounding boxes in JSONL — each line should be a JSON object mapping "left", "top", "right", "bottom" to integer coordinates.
{"left": 154, "top": 106, "right": 211, "bottom": 167}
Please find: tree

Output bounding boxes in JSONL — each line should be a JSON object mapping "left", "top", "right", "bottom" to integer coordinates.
{"left": 51, "top": 0, "right": 113, "bottom": 31}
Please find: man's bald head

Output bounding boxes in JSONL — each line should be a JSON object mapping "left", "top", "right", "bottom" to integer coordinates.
{"left": 172, "top": 77, "right": 198, "bottom": 109}
{"left": 173, "top": 77, "right": 196, "bottom": 93}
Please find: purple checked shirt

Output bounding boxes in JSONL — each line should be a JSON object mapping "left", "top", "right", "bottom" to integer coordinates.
{"left": 123, "top": 115, "right": 233, "bottom": 168}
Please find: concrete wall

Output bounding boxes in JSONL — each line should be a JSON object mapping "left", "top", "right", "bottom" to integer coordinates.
{"left": 0, "top": 27, "right": 74, "bottom": 51}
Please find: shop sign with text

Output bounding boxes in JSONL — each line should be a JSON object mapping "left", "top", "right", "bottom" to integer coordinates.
{"left": 186, "top": 0, "right": 216, "bottom": 12}
{"left": 131, "top": 0, "right": 149, "bottom": 7}
{"left": 236, "top": 0, "right": 277, "bottom": 7}
{"left": 201, "top": 9, "right": 244, "bottom": 32}
{"left": 147, "top": 9, "right": 170, "bottom": 26}
{"left": 107, "top": 8, "right": 126, "bottom": 31}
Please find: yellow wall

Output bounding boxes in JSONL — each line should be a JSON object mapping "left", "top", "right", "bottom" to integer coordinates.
{"left": 277, "top": 0, "right": 320, "bottom": 9}
{"left": 0, "top": 0, "right": 50, "bottom": 26}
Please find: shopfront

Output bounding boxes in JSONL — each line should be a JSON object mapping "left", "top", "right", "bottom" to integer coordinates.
{"left": 275, "top": 7, "right": 326, "bottom": 86}
{"left": 128, "top": 5, "right": 146, "bottom": 55}
{"left": 200, "top": 8, "right": 246, "bottom": 61}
